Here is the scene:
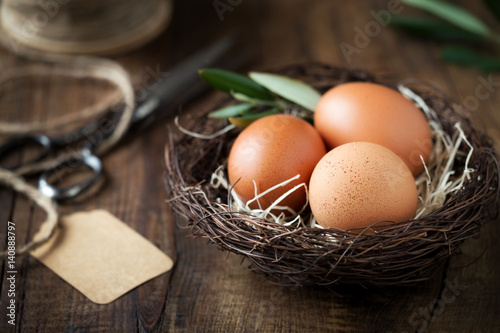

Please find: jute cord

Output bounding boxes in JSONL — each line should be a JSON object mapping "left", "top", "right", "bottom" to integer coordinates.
{"left": 0, "top": 32, "right": 135, "bottom": 258}
{"left": 0, "top": 168, "right": 58, "bottom": 257}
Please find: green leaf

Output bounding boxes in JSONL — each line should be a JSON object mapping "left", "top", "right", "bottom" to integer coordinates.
{"left": 440, "top": 46, "right": 500, "bottom": 72}
{"left": 231, "top": 92, "right": 286, "bottom": 109}
{"left": 440, "top": 46, "right": 482, "bottom": 64}
{"left": 228, "top": 108, "right": 279, "bottom": 128}
{"left": 248, "top": 72, "right": 321, "bottom": 111}
{"left": 483, "top": 0, "right": 500, "bottom": 23}
{"left": 401, "top": 0, "right": 492, "bottom": 37}
{"left": 479, "top": 60, "right": 500, "bottom": 72}
{"left": 208, "top": 103, "right": 253, "bottom": 118}
{"left": 390, "top": 16, "right": 483, "bottom": 43}
{"left": 199, "top": 68, "right": 275, "bottom": 101}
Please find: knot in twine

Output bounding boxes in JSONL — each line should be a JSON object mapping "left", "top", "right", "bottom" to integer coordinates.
{"left": 0, "top": 35, "right": 135, "bottom": 259}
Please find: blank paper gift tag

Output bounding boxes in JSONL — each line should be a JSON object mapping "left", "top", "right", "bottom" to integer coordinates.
{"left": 30, "top": 209, "right": 174, "bottom": 304}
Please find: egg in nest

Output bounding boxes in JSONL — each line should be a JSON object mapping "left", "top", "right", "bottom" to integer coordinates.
{"left": 314, "top": 82, "right": 432, "bottom": 176}
{"left": 228, "top": 114, "right": 326, "bottom": 215}
{"left": 309, "top": 142, "right": 418, "bottom": 231}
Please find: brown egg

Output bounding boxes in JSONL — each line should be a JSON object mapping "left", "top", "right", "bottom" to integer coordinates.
{"left": 314, "top": 82, "right": 432, "bottom": 176}
{"left": 309, "top": 142, "right": 418, "bottom": 231}
{"left": 228, "top": 114, "right": 326, "bottom": 214}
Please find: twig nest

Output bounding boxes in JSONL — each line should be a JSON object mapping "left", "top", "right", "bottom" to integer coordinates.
{"left": 164, "top": 63, "right": 499, "bottom": 287}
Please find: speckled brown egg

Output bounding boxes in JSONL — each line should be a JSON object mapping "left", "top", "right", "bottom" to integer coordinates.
{"left": 228, "top": 114, "right": 326, "bottom": 214}
{"left": 314, "top": 82, "right": 432, "bottom": 176}
{"left": 309, "top": 142, "right": 418, "bottom": 231}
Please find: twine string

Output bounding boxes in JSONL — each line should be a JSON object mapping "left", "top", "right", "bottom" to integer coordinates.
{"left": 0, "top": 31, "right": 135, "bottom": 258}
{"left": 0, "top": 66, "right": 121, "bottom": 135}
{"left": 0, "top": 168, "right": 58, "bottom": 256}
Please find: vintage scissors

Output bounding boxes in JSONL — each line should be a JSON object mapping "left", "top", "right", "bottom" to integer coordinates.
{"left": 0, "top": 35, "right": 239, "bottom": 201}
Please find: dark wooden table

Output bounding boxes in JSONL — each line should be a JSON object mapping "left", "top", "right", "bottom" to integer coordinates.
{"left": 1, "top": 1, "right": 499, "bottom": 332}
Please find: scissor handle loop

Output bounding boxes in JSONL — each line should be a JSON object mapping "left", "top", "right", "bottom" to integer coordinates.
{"left": 38, "top": 151, "right": 102, "bottom": 201}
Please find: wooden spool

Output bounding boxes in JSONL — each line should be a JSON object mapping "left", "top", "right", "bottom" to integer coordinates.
{"left": 0, "top": 0, "right": 172, "bottom": 56}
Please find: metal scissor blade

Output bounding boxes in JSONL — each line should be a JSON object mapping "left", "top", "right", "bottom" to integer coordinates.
{"left": 132, "top": 34, "right": 236, "bottom": 123}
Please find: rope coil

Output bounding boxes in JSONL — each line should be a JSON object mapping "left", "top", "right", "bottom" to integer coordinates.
{"left": 0, "top": 0, "right": 172, "bottom": 56}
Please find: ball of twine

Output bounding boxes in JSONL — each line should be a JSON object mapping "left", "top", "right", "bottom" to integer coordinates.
{"left": 0, "top": 0, "right": 172, "bottom": 56}
{"left": 164, "top": 63, "right": 500, "bottom": 287}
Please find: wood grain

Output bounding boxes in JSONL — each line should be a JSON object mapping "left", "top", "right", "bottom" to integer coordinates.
{"left": 1, "top": 0, "right": 499, "bottom": 332}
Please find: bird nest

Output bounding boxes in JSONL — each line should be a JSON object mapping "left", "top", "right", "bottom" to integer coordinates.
{"left": 164, "top": 63, "right": 499, "bottom": 287}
